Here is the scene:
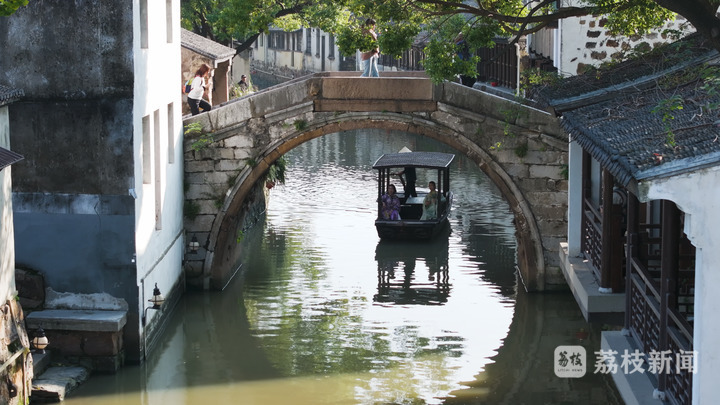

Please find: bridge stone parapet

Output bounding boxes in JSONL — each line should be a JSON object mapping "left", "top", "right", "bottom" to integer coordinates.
{"left": 183, "top": 72, "right": 568, "bottom": 292}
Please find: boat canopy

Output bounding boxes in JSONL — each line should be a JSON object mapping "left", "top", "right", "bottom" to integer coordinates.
{"left": 372, "top": 152, "right": 455, "bottom": 170}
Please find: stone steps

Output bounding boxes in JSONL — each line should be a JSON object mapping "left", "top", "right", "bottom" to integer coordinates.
{"left": 32, "top": 352, "right": 51, "bottom": 376}
{"left": 21, "top": 290, "right": 130, "bottom": 401}
{"left": 26, "top": 309, "right": 127, "bottom": 373}
{"left": 30, "top": 364, "right": 89, "bottom": 403}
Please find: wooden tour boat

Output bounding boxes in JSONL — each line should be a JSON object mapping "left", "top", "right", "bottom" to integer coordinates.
{"left": 373, "top": 151, "right": 455, "bottom": 240}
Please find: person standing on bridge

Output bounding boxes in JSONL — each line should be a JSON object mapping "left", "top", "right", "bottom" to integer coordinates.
{"left": 359, "top": 18, "right": 379, "bottom": 77}
{"left": 188, "top": 63, "right": 212, "bottom": 116}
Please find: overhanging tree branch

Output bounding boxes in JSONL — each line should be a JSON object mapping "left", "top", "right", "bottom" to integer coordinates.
{"left": 233, "top": 2, "right": 312, "bottom": 54}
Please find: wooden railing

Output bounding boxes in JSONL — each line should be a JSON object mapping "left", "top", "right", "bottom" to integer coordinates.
{"left": 628, "top": 258, "right": 661, "bottom": 354}
{"left": 627, "top": 256, "right": 693, "bottom": 405}
{"left": 378, "top": 46, "right": 426, "bottom": 72}
{"left": 581, "top": 197, "right": 602, "bottom": 281}
{"left": 475, "top": 40, "right": 518, "bottom": 90}
{"left": 376, "top": 39, "right": 519, "bottom": 90}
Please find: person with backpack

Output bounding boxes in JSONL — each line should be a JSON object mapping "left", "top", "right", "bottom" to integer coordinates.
{"left": 187, "top": 63, "right": 212, "bottom": 116}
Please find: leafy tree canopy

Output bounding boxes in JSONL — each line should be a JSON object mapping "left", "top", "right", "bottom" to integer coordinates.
{"left": 181, "top": 0, "right": 720, "bottom": 82}
{"left": 0, "top": 0, "right": 28, "bottom": 17}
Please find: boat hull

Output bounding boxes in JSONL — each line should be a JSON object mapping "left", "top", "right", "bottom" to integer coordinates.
{"left": 375, "top": 217, "right": 449, "bottom": 240}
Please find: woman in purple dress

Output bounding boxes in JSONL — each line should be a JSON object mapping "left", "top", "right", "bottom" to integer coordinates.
{"left": 381, "top": 184, "right": 401, "bottom": 220}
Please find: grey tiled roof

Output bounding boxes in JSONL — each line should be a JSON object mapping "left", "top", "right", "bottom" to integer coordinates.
{"left": 0, "top": 147, "right": 23, "bottom": 171}
{"left": 0, "top": 84, "right": 23, "bottom": 107}
{"left": 181, "top": 29, "right": 236, "bottom": 62}
{"left": 532, "top": 33, "right": 720, "bottom": 187}
{"left": 373, "top": 152, "right": 456, "bottom": 169}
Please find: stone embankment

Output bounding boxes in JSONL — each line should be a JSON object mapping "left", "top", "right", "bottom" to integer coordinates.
{"left": 16, "top": 269, "right": 128, "bottom": 402}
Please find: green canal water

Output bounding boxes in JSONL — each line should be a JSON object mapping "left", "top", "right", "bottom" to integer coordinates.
{"left": 63, "top": 130, "right": 622, "bottom": 404}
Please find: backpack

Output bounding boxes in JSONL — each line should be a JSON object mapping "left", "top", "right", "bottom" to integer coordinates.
{"left": 183, "top": 79, "right": 192, "bottom": 94}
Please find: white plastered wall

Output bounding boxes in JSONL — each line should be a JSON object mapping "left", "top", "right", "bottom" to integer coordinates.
{"left": 642, "top": 166, "right": 720, "bottom": 405}
{"left": 133, "top": 0, "right": 185, "bottom": 338}
{"left": 0, "top": 106, "right": 15, "bottom": 304}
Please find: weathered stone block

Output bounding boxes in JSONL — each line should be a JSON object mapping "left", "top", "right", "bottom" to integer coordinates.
{"left": 250, "top": 81, "right": 311, "bottom": 117}
{"left": 195, "top": 199, "right": 219, "bottom": 215}
{"left": 215, "top": 159, "right": 245, "bottom": 172}
{"left": 223, "top": 135, "right": 254, "bottom": 149}
{"left": 205, "top": 171, "right": 234, "bottom": 185}
{"left": 31, "top": 366, "right": 89, "bottom": 402}
{"left": 321, "top": 77, "right": 433, "bottom": 101}
{"left": 518, "top": 177, "right": 553, "bottom": 192}
{"left": 233, "top": 149, "right": 253, "bottom": 160}
{"left": 45, "top": 331, "right": 83, "bottom": 356}
{"left": 503, "top": 163, "right": 530, "bottom": 178}
{"left": 184, "top": 160, "right": 215, "bottom": 173}
{"left": 27, "top": 310, "right": 127, "bottom": 332}
{"left": 526, "top": 191, "right": 569, "bottom": 206}
{"left": 185, "top": 184, "right": 216, "bottom": 200}
{"left": 522, "top": 150, "right": 566, "bottom": 165}
{"left": 529, "top": 164, "right": 563, "bottom": 179}
{"left": 530, "top": 206, "right": 568, "bottom": 221}
{"left": 198, "top": 147, "right": 234, "bottom": 160}
{"left": 537, "top": 218, "right": 568, "bottom": 237}
{"left": 186, "top": 215, "right": 215, "bottom": 232}
{"left": 82, "top": 331, "right": 122, "bottom": 356}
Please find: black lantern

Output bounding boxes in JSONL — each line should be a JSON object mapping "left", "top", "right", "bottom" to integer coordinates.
{"left": 148, "top": 283, "right": 165, "bottom": 309}
{"left": 31, "top": 327, "right": 49, "bottom": 354}
{"left": 188, "top": 235, "right": 200, "bottom": 253}
{"left": 143, "top": 283, "right": 165, "bottom": 326}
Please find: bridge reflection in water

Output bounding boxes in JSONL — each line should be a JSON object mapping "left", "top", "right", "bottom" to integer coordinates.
{"left": 64, "top": 130, "right": 618, "bottom": 405}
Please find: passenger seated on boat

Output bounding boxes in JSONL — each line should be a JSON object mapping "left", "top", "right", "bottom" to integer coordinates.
{"left": 381, "top": 184, "right": 401, "bottom": 220}
{"left": 420, "top": 181, "right": 438, "bottom": 220}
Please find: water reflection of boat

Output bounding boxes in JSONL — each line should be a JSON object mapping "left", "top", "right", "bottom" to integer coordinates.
{"left": 373, "top": 151, "right": 455, "bottom": 240}
{"left": 373, "top": 230, "right": 451, "bottom": 305}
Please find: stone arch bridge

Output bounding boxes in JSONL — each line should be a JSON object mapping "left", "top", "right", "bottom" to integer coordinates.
{"left": 182, "top": 72, "right": 567, "bottom": 292}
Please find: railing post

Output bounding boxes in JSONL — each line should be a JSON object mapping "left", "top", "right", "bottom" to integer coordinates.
{"left": 599, "top": 168, "right": 614, "bottom": 292}
{"left": 658, "top": 199, "right": 680, "bottom": 397}
{"left": 623, "top": 193, "right": 639, "bottom": 334}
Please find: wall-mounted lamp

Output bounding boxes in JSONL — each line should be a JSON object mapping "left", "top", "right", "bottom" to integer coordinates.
{"left": 148, "top": 283, "right": 165, "bottom": 309}
{"left": 188, "top": 235, "right": 200, "bottom": 254}
{"left": 31, "top": 327, "right": 49, "bottom": 354}
{"left": 143, "top": 283, "right": 165, "bottom": 326}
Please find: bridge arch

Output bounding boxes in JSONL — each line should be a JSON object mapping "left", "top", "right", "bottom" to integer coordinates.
{"left": 183, "top": 73, "right": 567, "bottom": 292}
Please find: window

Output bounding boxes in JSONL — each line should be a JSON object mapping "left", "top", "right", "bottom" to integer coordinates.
{"left": 305, "top": 28, "right": 312, "bottom": 54}
{"left": 165, "top": 0, "right": 172, "bottom": 43}
{"left": 316, "top": 30, "right": 321, "bottom": 57}
{"left": 329, "top": 34, "right": 335, "bottom": 58}
{"left": 142, "top": 115, "right": 151, "bottom": 184}
{"left": 167, "top": 103, "right": 175, "bottom": 164}
{"left": 140, "top": 0, "right": 149, "bottom": 48}
{"left": 269, "top": 32, "right": 285, "bottom": 50}
{"left": 154, "top": 109, "right": 162, "bottom": 229}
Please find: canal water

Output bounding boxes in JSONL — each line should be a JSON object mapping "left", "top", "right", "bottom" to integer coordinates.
{"left": 64, "top": 130, "right": 622, "bottom": 404}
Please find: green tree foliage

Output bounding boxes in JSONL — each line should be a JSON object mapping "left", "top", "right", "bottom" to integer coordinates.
{"left": 0, "top": 0, "right": 28, "bottom": 16}
{"left": 181, "top": 0, "right": 720, "bottom": 82}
